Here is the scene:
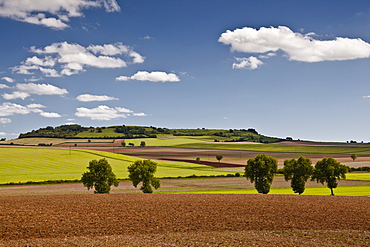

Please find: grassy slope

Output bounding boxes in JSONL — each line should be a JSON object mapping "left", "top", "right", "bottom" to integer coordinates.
{"left": 174, "top": 142, "right": 370, "bottom": 154}
{"left": 0, "top": 148, "right": 234, "bottom": 184}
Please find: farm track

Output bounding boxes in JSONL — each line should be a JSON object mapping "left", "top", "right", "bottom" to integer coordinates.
{"left": 0, "top": 194, "right": 369, "bottom": 246}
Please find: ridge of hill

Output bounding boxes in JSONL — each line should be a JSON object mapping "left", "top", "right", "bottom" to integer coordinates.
{"left": 17, "top": 124, "right": 281, "bottom": 143}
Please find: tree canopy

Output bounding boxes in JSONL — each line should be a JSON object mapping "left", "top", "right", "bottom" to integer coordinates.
{"left": 311, "top": 157, "right": 348, "bottom": 196}
{"left": 127, "top": 159, "right": 160, "bottom": 193}
{"left": 245, "top": 153, "right": 278, "bottom": 194}
{"left": 216, "top": 154, "right": 223, "bottom": 162}
{"left": 81, "top": 158, "right": 119, "bottom": 194}
{"left": 283, "top": 156, "right": 314, "bottom": 195}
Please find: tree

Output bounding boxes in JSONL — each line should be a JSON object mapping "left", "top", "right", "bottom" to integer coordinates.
{"left": 311, "top": 157, "right": 349, "bottom": 196}
{"left": 351, "top": 154, "right": 358, "bottom": 162}
{"left": 81, "top": 158, "right": 119, "bottom": 194}
{"left": 282, "top": 156, "right": 314, "bottom": 195}
{"left": 216, "top": 154, "right": 223, "bottom": 162}
{"left": 140, "top": 141, "right": 146, "bottom": 147}
{"left": 245, "top": 154, "right": 278, "bottom": 194}
{"left": 121, "top": 141, "right": 126, "bottom": 147}
{"left": 127, "top": 159, "right": 160, "bottom": 193}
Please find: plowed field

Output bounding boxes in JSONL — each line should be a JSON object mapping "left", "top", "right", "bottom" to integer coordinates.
{"left": 0, "top": 194, "right": 369, "bottom": 246}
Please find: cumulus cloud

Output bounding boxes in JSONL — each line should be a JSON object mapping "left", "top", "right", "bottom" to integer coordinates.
{"left": 0, "top": 84, "right": 9, "bottom": 89}
{"left": 0, "top": 102, "right": 60, "bottom": 118}
{"left": 76, "top": 94, "right": 118, "bottom": 102}
{"left": 2, "top": 83, "right": 68, "bottom": 100}
{"left": 12, "top": 42, "right": 144, "bottom": 77}
{"left": 232, "top": 56, "right": 264, "bottom": 70}
{"left": 75, "top": 105, "right": 145, "bottom": 120}
{"left": 1, "top": 77, "right": 14, "bottom": 83}
{"left": 3, "top": 91, "right": 30, "bottom": 100}
{"left": 0, "top": 102, "right": 43, "bottom": 116}
{"left": 40, "top": 112, "right": 61, "bottom": 118}
{"left": 0, "top": 0, "right": 120, "bottom": 29}
{"left": 0, "top": 118, "right": 11, "bottom": 124}
{"left": 116, "top": 71, "right": 180, "bottom": 82}
{"left": 15, "top": 83, "right": 68, "bottom": 95}
{"left": 219, "top": 26, "right": 370, "bottom": 64}
{"left": 27, "top": 103, "right": 46, "bottom": 109}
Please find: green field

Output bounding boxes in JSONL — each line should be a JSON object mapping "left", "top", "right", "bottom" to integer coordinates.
{"left": 1, "top": 145, "right": 369, "bottom": 196}
{"left": 0, "top": 147, "right": 236, "bottom": 184}
{"left": 345, "top": 173, "right": 370, "bottom": 181}
{"left": 121, "top": 136, "right": 211, "bottom": 146}
{"left": 174, "top": 142, "right": 370, "bottom": 154}
{"left": 162, "top": 185, "right": 370, "bottom": 196}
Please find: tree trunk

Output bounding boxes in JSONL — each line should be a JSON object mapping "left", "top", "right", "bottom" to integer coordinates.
{"left": 330, "top": 187, "right": 334, "bottom": 196}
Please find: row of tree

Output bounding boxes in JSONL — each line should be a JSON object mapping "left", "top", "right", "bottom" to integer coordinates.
{"left": 81, "top": 154, "right": 348, "bottom": 196}
{"left": 81, "top": 158, "right": 160, "bottom": 194}
{"left": 245, "top": 154, "right": 348, "bottom": 195}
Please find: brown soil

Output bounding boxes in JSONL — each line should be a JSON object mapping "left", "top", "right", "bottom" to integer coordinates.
{"left": 0, "top": 193, "right": 369, "bottom": 246}
{"left": 160, "top": 158, "right": 245, "bottom": 167}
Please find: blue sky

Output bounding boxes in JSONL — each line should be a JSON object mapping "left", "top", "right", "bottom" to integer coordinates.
{"left": 1, "top": 0, "right": 370, "bottom": 142}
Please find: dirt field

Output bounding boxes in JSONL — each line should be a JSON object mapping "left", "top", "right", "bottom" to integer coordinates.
{"left": 0, "top": 193, "right": 369, "bottom": 246}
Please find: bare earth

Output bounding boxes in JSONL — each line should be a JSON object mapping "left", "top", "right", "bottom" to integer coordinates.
{"left": 0, "top": 192, "right": 369, "bottom": 246}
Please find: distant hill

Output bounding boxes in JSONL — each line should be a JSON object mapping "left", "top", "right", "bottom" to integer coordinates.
{"left": 18, "top": 125, "right": 281, "bottom": 143}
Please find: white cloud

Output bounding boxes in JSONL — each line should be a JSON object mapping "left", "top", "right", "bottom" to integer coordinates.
{"left": 24, "top": 76, "right": 44, "bottom": 82}
{"left": 0, "top": 102, "right": 59, "bottom": 118}
{"left": 24, "top": 56, "right": 56, "bottom": 67}
{"left": 75, "top": 105, "right": 145, "bottom": 120}
{"left": 0, "top": 0, "right": 120, "bottom": 29}
{"left": 0, "top": 118, "right": 11, "bottom": 124}
{"left": 115, "top": 76, "right": 130, "bottom": 81}
{"left": 15, "top": 83, "right": 68, "bottom": 95}
{"left": 0, "top": 84, "right": 9, "bottom": 89}
{"left": 3, "top": 91, "right": 30, "bottom": 100}
{"left": 2, "top": 83, "right": 68, "bottom": 100}
{"left": 0, "top": 102, "right": 43, "bottom": 116}
{"left": 133, "top": 112, "right": 147, "bottom": 117}
{"left": 141, "top": 35, "right": 153, "bottom": 40}
{"left": 27, "top": 103, "right": 46, "bottom": 109}
{"left": 1, "top": 77, "right": 14, "bottom": 83}
{"left": 116, "top": 71, "right": 180, "bottom": 82}
{"left": 116, "top": 107, "right": 133, "bottom": 113}
{"left": 40, "top": 112, "right": 61, "bottom": 118}
{"left": 232, "top": 56, "right": 264, "bottom": 70}
{"left": 76, "top": 94, "right": 118, "bottom": 102}
{"left": 259, "top": 52, "right": 276, "bottom": 59}
{"left": 13, "top": 42, "right": 143, "bottom": 77}
{"left": 75, "top": 105, "right": 128, "bottom": 120}
{"left": 219, "top": 26, "right": 370, "bottom": 63}
{"left": 39, "top": 68, "right": 61, "bottom": 77}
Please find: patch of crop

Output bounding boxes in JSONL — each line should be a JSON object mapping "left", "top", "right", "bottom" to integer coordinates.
{"left": 175, "top": 142, "right": 370, "bottom": 154}
{"left": 0, "top": 148, "right": 233, "bottom": 183}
